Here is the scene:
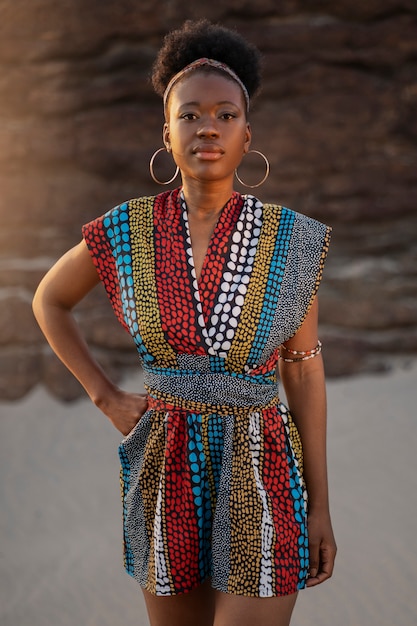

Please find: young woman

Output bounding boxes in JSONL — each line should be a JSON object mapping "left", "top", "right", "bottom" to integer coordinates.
{"left": 33, "top": 19, "right": 336, "bottom": 626}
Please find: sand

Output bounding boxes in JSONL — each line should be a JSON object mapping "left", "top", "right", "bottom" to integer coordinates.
{"left": 1, "top": 364, "right": 416, "bottom": 626}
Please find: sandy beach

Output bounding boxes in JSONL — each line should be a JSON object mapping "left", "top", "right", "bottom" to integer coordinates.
{"left": 1, "top": 364, "right": 416, "bottom": 626}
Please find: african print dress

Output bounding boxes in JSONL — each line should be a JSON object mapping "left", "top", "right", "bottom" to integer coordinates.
{"left": 82, "top": 188, "right": 331, "bottom": 598}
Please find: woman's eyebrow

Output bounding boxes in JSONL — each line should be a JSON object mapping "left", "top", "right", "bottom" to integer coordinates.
{"left": 178, "top": 100, "right": 240, "bottom": 108}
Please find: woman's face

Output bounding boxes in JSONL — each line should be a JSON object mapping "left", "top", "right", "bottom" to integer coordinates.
{"left": 164, "top": 71, "right": 251, "bottom": 186}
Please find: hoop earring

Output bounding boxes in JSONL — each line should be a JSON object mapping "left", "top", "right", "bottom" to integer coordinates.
{"left": 149, "top": 147, "right": 180, "bottom": 185}
{"left": 235, "top": 150, "right": 270, "bottom": 188}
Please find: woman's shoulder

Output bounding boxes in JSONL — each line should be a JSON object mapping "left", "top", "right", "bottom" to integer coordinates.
{"left": 83, "top": 191, "right": 172, "bottom": 229}
{"left": 261, "top": 200, "right": 330, "bottom": 234}
{"left": 103, "top": 194, "right": 160, "bottom": 218}
{"left": 255, "top": 198, "right": 332, "bottom": 271}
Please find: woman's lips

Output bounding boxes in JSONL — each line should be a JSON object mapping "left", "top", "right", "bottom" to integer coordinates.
{"left": 192, "top": 145, "right": 224, "bottom": 160}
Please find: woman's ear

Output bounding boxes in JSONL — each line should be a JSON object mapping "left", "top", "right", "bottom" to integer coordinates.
{"left": 244, "top": 122, "right": 252, "bottom": 154}
{"left": 163, "top": 122, "right": 171, "bottom": 151}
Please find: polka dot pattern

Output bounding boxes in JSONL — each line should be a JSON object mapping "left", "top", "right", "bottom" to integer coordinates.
{"left": 262, "top": 405, "right": 306, "bottom": 594}
{"left": 181, "top": 191, "right": 246, "bottom": 358}
{"left": 81, "top": 211, "right": 129, "bottom": 334}
{"left": 119, "top": 444, "right": 134, "bottom": 576}
{"left": 260, "top": 209, "right": 332, "bottom": 363}
{"left": 154, "top": 190, "right": 206, "bottom": 356}
{"left": 82, "top": 189, "right": 331, "bottom": 598}
{"left": 130, "top": 195, "right": 177, "bottom": 366}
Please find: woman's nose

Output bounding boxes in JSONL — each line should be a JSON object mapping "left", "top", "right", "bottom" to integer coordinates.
{"left": 197, "top": 118, "right": 220, "bottom": 138}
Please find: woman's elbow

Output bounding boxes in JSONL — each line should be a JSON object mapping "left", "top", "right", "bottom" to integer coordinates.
{"left": 32, "top": 279, "right": 50, "bottom": 323}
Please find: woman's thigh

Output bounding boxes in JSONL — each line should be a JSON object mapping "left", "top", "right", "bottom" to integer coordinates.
{"left": 213, "top": 591, "right": 298, "bottom": 626}
{"left": 142, "top": 579, "right": 215, "bottom": 626}
{"left": 142, "top": 581, "right": 297, "bottom": 626}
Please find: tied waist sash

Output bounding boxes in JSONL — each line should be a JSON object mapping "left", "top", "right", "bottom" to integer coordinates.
{"left": 143, "top": 369, "right": 280, "bottom": 416}
{"left": 146, "top": 390, "right": 279, "bottom": 417}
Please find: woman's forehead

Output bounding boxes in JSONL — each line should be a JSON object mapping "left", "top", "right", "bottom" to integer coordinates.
{"left": 168, "top": 70, "right": 245, "bottom": 108}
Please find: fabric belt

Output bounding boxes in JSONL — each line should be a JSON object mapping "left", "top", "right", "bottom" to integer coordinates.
{"left": 143, "top": 370, "right": 279, "bottom": 413}
{"left": 146, "top": 387, "right": 279, "bottom": 416}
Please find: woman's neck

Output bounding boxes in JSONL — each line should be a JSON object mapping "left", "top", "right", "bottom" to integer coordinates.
{"left": 181, "top": 178, "right": 236, "bottom": 220}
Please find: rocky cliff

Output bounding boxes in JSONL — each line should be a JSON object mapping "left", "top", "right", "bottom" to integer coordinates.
{"left": 1, "top": 0, "right": 416, "bottom": 400}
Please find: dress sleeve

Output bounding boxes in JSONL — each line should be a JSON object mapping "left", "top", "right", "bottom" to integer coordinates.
{"left": 82, "top": 205, "right": 130, "bottom": 333}
{"left": 292, "top": 211, "right": 331, "bottom": 321}
{"left": 272, "top": 208, "right": 332, "bottom": 342}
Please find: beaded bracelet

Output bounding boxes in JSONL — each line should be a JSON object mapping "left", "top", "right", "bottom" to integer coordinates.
{"left": 279, "top": 340, "right": 322, "bottom": 363}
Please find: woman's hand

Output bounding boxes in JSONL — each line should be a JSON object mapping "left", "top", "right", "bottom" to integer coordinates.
{"left": 306, "top": 509, "right": 337, "bottom": 587}
{"left": 33, "top": 241, "right": 149, "bottom": 437}
{"left": 95, "top": 387, "right": 149, "bottom": 436}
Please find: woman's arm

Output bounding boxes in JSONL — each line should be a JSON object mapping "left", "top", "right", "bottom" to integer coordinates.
{"left": 278, "top": 296, "right": 337, "bottom": 587}
{"left": 32, "top": 240, "right": 148, "bottom": 435}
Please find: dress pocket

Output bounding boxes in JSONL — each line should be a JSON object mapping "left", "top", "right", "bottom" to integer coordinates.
{"left": 120, "top": 408, "right": 151, "bottom": 445}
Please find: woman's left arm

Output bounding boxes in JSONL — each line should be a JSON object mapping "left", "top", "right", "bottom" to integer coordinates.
{"left": 278, "top": 296, "right": 337, "bottom": 587}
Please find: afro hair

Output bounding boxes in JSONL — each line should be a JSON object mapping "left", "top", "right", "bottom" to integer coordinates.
{"left": 151, "top": 19, "right": 262, "bottom": 100}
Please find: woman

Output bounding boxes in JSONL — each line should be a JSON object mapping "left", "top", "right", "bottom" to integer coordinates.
{"left": 33, "top": 19, "right": 336, "bottom": 626}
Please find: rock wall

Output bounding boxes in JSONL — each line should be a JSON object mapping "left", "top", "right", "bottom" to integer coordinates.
{"left": 0, "top": 0, "right": 416, "bottom": 400}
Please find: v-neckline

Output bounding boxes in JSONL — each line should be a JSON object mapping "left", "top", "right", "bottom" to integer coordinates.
{"left": 179, "top": 190, "right": 249, "bottom": 347}
{"left": 179, "top": 190, "right": 242, "bottom": 285}
{"left": 185, "top": 212, "right": 221, "bottom": 284}
{"left": 180, "top": 191, "right": 264, "bottom": 359}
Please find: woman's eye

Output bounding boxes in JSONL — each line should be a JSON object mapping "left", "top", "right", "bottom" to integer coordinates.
{"left": 181, "top": 113, "right": 197, "bottom": 120}
{"left": 221, "top": 113, "right": 236, "bottom": 120}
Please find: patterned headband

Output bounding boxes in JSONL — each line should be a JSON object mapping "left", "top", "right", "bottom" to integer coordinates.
{"left": 163, "top": 57, "right": 250, "bottom": 113}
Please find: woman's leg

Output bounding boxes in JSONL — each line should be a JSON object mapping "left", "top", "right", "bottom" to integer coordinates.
{"left": 143, "top": 582, "right": 297, "bottom": 626}
{"left": 213, "top": 591, "right": 298, "bottom": 626}
{"left": 142, "top": 579, "right": 215, "bottom": 626}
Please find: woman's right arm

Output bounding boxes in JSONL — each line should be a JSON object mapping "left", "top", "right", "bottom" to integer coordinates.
{"left": 32, "top": 240, "right": 148, "bottom": 435}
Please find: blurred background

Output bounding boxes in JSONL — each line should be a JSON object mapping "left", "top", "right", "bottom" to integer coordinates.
{"left": 1, "top": 4, "right": 417, "bottom": 626}
{"left": 0, "top": 0, "right": 416, "bottom": 401}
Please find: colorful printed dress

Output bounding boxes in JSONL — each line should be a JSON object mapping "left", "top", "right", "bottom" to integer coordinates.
{"left": 82, "top": 188, "right": 331, "bottom": 598}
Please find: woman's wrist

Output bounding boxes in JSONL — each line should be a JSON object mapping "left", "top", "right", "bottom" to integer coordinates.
{"left": 307, "top": 500, "right": 331, "bottom": 517}
{"left": 88, "top": 378, "right": 120, "bottom": 411}
{"left": 304, "top": 482, "right": 330, "bottom": 514}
